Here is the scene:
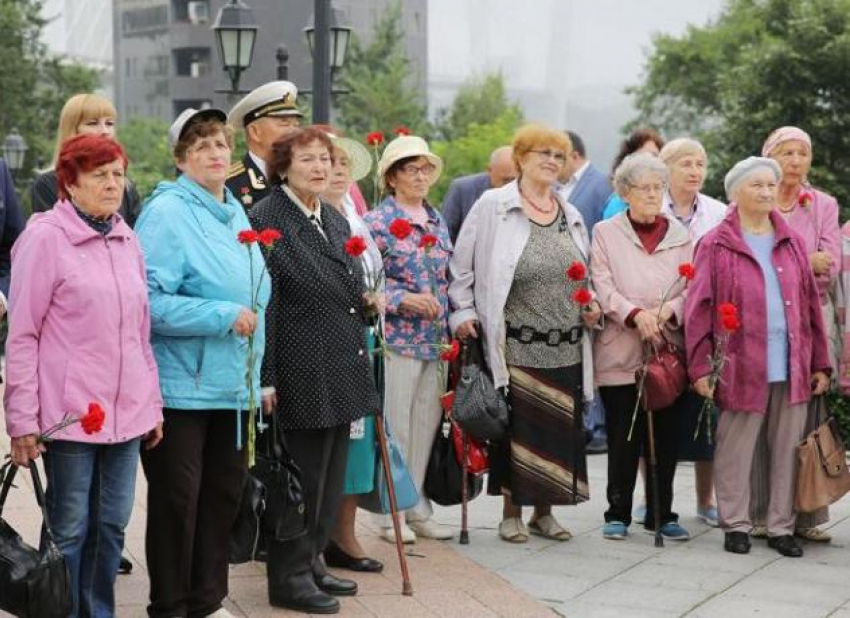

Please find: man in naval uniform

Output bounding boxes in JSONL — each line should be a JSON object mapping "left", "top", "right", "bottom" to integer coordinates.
{"left": 226, "top": 81, "right": 304, "bottom": 210}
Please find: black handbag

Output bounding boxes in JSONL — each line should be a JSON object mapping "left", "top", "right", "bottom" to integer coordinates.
{"left": 424, "top": 416, "right": 484, "bottom": 507}
{"left": 0, "top": 461, "right": 72, "bottom": 618}
{"left": 452, "top": 338, "right": 509, "bottom": 441}
{"left": 229, "top": 414, "right": 307, "bottom": 564}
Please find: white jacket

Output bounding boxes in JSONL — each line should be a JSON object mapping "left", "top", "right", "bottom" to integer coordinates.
{"left": 448, "top": 181, "right": 595, "bottom": 401}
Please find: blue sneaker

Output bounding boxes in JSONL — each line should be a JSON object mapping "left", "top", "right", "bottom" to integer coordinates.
{"left": 697, "top": 506, "right": 719, "bottom": 527}
{"left": 633, "top": 504, "right": 646, "bottom": 525}
{"left": 602, "top": 521, "right": 629, "bottom": 540}
{"left": 658, "top": 521, "right": 691, "bottom": 541}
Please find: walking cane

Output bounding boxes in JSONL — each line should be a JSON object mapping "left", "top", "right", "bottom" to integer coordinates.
{"left": 372, "top": 345, "right": 413, "bottom": 596}
{"left": 645, "top": 406, "right": 664, "bottom": 548}
{"left": 460, "top": 431, "right": 470, "bottom": 545}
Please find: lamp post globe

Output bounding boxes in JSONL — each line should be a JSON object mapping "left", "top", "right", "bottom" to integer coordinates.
{"left": 212, "top": 0, "right": 258, "bottom": 94}
{"left": 2, "top": 129, "right": 27, "bottom": 172}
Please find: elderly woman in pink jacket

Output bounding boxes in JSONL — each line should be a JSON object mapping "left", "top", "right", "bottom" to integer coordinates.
{"left": 591, "top": 152, "right": 694, "bottom": 543}
{"left": 686, "top": 156, "right": 830, "bottom": 558}
{"left": 4, "top": 134, "right": 163, "bottom": 617}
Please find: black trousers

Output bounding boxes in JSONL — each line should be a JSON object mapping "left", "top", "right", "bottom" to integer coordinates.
{"left": 267, "top": 424, "right": 350, "bottom": 593}
{"left": 141, "top": 409, "right": 247, "bottom": 618}
{"left": 599, "top": 385, "right": 679, "bottom": 530}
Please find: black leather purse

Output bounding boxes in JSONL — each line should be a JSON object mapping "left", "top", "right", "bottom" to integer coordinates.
{"left": 424, "top": 416, "right": 484, "bottom": 506}
{"left": 452, "top": 339, "right": 509, "bottom": 441}
{"left": 0, "top": 461, "right": 72, "bottom": 618}
{"left": 229, "top": 414, "right": 307, "bottom": 563}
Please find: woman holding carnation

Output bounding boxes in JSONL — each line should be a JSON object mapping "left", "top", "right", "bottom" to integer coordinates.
{"left": 750, "top": 126, "right": 841, "bottom": 543}
{"left": 135, "top": 108, "right": 269, "bottom": 618}
{"left": 363, "top": 134, "right": 454, "bottom": 544}
{"left": 318, "top": 130, "right": 384, "bottom": 573}
{"left": 4, "top": 134, "right": 163, "bottom": 617}
{"left": 685, "top": 156, "right": 830, "bottom": 558}
{"left": 249, "top": 127, "right": 380, "bottom": 615}
{"left": 591, "top": 152, "right": 693, "bottom": 542}
{"left": 450, "top": 123, "right": 599, "bottom": 543}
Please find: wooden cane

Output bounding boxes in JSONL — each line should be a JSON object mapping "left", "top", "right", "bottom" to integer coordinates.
{"left": 375, "top": 412, "right": 413, "bottom": 595}
{"left": 645, "top": 407, "right": 664, "bottom": 548}
{"left": 460, "top": 430, "right": 470, "bottom": 545}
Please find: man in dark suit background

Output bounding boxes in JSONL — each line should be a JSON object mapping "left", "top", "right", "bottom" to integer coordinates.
{"left": 441, "top": 145, "right": 515, "bottom": 242}
{"left": 560, "top": 130, "right": 612, "bottom": 454}
{"left": 560, "top": 130, "right": 613, "bottom": 234}
{"left": 0, "top": 159, "right": 24, "bottom": 314}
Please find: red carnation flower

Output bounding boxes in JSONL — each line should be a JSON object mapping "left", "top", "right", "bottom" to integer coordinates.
{"left": 237, "top": 230, "right": 260, "bottom": 244}
{"left": 572, "top": 287, "right": 593, "bottom": 306}
{"left": 345, "top": 235, "right": 368, "bottom": 257}
{"left": 257, "top": 229, "right": 282, "bottom": 246}
{"left": 389, "top": 218, "right": 413, "bottom": 240}
{"left": 366, "top": 131, "right": 385, "bottom": 146}
{"left": 566, "top": 261, "right": 587, "bottom": 282}
{"left": 678, "top": 262, "right": 696, "bottom": 281}
{"left": 721, "top": 313, "right": 741, "bottom": 333}
{"left": 718, "top": 302, "right": 738, "bottom": 317}
{"left": 395, "top": 125, "right": 410, "bottom": 136}
{"left": 80, "top": 402, "right": 106, "bottom": 435}
{"left": 440, "top": 340, "right": 461, "bottom": 362}
{"left": 419, "top": 234, "right": 438, "bottom": 249}
{"left": 799, "top": 190, "right": 813, "bottom": 208}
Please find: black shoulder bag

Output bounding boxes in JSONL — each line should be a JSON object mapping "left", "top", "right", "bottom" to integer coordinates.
{"left": 0, "top": 461, "right": 72, "bottom": 618}
{"left": 451, "top": 338, "right": 509, "bottom": 441}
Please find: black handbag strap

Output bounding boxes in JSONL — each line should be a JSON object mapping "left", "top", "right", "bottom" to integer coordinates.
{"left": 264, "top": 409, "right": 283, "bottom": 461}
{"left": 0, "top": 460, "right": 59, "bottom": 543}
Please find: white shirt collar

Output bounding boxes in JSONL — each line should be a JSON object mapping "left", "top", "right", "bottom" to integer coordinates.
{"left": 283, "top": 184, "right": 323, "bottom": 225}
{"left": 248, "top": 150, "right": 267, "bottom": 178}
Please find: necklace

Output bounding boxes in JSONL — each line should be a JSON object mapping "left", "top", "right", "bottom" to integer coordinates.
{"left": 519, "top": 185, "right": 556, "bottom": 215}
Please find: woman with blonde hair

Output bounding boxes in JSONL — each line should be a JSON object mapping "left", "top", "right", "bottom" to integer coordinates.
{"left": 31, "top": 93, "right": 142, "bottom": 227}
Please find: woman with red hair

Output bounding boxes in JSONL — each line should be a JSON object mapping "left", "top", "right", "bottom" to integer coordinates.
{"left": 4, "top": 134, "right": 163, "bottom": 616}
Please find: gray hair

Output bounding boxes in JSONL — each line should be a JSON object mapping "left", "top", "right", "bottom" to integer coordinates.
{"left": 723, "top": 156, "right": 782, "bottom": 201}
{"left": 659, "top": 137, "right": 707, "bottom": 165}
{"left": 613, "top": 153, "right": 669, "bottom": 196}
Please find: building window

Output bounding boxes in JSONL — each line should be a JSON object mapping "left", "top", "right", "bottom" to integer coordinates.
{"left": 172, "top": 0, "right": 209, "bottom": 24}
{"left": 173, "top": 47, "right": 211, "bottom": 78}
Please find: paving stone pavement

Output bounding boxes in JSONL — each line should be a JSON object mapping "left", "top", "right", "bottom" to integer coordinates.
{"left": 2, "top": 437, "right": 850, "bottom": 616}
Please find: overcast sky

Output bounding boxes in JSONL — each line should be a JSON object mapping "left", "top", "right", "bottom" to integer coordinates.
{"left": 428, "top": 0, "right": 726, "bottom": 166}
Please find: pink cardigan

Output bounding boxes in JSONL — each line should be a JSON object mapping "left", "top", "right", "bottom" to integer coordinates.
{"left": 591, "top": 212, "right": 693, "bottom": 386}
{"left": 685, "top": 207, "right": 830, "bottom": 413}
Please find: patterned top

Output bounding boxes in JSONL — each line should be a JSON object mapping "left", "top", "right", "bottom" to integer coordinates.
{"left": 504, "top": 216, "right": 583, "bottom": 368}
{"left": 363, "top": 196, "right": 452, "bottom": 360}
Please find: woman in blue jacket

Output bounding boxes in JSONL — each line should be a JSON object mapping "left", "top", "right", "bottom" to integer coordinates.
{"left": 135, "top": 108, "right": 270, "bottom": 618}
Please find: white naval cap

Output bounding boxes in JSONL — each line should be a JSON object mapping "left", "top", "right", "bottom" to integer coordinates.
{"left": 228, "top": 81, "right": 303, "bottom": 130}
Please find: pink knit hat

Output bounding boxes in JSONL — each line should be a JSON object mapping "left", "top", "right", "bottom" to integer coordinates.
{"left": 761, "top": 126, "right": 812, "bottom": 157}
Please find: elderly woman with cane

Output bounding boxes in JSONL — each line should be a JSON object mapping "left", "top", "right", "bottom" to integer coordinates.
{"left": 685, "top": 156, "right": 830, "bottom": 557}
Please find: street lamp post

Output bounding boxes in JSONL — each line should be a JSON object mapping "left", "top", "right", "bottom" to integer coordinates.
{"left": 304, "top": 1, "right": 351, "bottom": 122}
{"left": 276, "top": 45, "right": 289, "bottom": 81}
{"left": 212, "top": 0, "right": 258, "bottom": 94}
{"left": 2, "top": 129, "right": 28, "bottom": 175}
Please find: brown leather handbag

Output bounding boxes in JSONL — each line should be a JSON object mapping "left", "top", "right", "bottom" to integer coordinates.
{"left": 635, "top": 335, "right": 688, "bottom": 411}
{"left": 795, "top": 397, "right": 850, "bottom": 512}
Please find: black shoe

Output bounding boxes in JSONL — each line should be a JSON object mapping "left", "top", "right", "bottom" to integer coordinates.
{"left": 325, "top": 542, "right": 384, "bottom": 573}
{"left": 586, "top": 437, "right": 608, "bottom": 454}
{"left": 315, "top": 571, "right": 358, "bottom": 596}
{"left": 768, "top": 534, "right": 803, "bottom": 557}
{"left": 724, "top": 531, "right": 751, "bottom": 554}
{"left": 118, "top": 556, "right": 133, "bottom": 574}
{"left": 270, "top": 574, "right": 340, "bottom": 614}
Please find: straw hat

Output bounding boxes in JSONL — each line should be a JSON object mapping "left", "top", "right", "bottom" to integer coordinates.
{"left": 377, "top": 135, "right": 443, "bottom": 188}
{"left": 329, "top": 135, "right": 372, "bottom": 183}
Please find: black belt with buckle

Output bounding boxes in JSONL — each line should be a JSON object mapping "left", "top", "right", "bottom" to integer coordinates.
{"left": 506, "top": 324, "right": 583, "bottom": 346}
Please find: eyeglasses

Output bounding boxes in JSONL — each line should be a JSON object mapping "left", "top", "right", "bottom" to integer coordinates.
{"left": 400, "top": 163, "right": 436, "bottom": 177}
{"left": 530, "top": 149, "right": 567, "bottom": 163}
{"left": 630, "top": 183, "right": 667, "bottom": 195}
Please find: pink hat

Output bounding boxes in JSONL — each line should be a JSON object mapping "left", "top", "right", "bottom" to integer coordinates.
{"left": 761, "top": 126, "right": 812, "bottom": 157}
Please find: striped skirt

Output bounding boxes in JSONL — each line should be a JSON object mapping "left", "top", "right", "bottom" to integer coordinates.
{"left": 487, "top": 364, "right": 590, "bottom": 506}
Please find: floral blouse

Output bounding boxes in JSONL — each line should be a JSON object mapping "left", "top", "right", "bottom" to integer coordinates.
{"left": 363, "top": 197, "right": 452, "bottom": 360}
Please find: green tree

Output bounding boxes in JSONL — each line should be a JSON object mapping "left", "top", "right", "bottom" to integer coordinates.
{"left": 433, "top": 72, "right": 522, "bottom": 141}
{"left": 0, "top": 0, "right": 99, "bottom": 188}
{"left": 630, "top": 0, "right": 850, "bottom": 213}
{"left": 336, "top": 2, "right": 428, "bottom": 142}
{"left": 429, "top": 108, "right": 522, "bottom": 206}
{"left": 117, "top": 117, "right": 174, "bottom": 202}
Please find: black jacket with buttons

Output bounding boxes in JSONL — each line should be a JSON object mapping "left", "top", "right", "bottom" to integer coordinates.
{"left": 249, "top": 185, "right": 380, "bottom": 430}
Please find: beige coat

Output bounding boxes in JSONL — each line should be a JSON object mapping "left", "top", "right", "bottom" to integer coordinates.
{"left": 591, "top": 212, "right": 693, "bottom": 387}
{"left": 448, "top": 181, "right": 595, "bottom": 401}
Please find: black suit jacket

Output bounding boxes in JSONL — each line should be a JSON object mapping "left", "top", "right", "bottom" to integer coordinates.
{"left": 0, "top": 162, "right": 23, "bottom": 298}
{"left": 227, "top": 153, "right": 270, "bottom": 212}
{"left": 249, "top": 186, "right": 380, "bottom": 430}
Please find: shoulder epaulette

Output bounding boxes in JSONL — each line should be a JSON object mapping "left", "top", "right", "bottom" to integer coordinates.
{"left": 227, "top": 161, "right": 245, "bottom": 178}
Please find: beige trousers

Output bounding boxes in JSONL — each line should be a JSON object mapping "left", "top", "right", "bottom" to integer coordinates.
{"left": 715, "top": 382, "right": 808, "bottom": 536}
{"left": 376, "top": 350, "right": 446, "bottom": 527}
